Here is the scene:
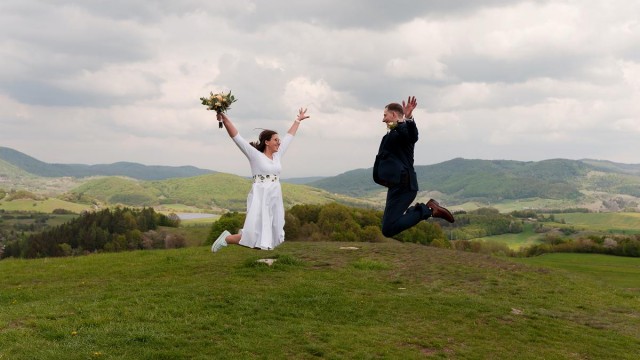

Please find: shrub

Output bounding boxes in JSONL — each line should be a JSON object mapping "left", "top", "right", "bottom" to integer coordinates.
{"left": 288, "top": 204, "right": 322, "bottom": 224}
{"left": 394, "top": 222, "right": 446, "bottom": 245}
{"left": 165, "top": 234, "right": 186, "bottom": 249}
{"left": 452, "top": 239, "right": 513, "bottom": 256}
{"left": 283, "top": 212, "right": 301, "bottom": 240}
{"left": 142, "top": 230, "right": 166, "bottom": 249}
{"left": 52, "top": 208, "right": 76, "bottom": 215}
{"left": 6, "top": 190, "right": 41, "bottom": 201}
{"left": 207, "top": 212, "right": 245, "bottom": 245}
{"left": 58, "top": 243, "right": 72, "bottom": 256}
{"left": 361, "top": 225, "right": 384, "bottom": 243}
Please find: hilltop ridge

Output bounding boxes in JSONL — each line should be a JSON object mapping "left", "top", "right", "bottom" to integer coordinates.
{"left": 2, "top": 146, "right": 640, "bottom": 212}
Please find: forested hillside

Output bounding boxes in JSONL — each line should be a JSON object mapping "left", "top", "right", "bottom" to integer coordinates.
{"left": 309, "top": 158, "right": 640, "bottom": 206}
{"left": 1, "top": 207, "right": 180, "bottom": 258}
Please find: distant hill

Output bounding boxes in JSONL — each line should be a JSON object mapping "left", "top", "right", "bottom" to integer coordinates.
{"left": 309, "top": 168, "right": 379, "bottom": 197}
{"left": 281, "top": 176, "right": 326, "bottom": 185}
{"left": 3, "top": 145, "right": 640, "bottom": 212}
{"left": 0, "top": 158, "right": 33, "bottom": 179}
{"left": 0, "top": 146, "right": 214, "bottom": 180}
{"left": 580, "top": 159, "right": 640, "bottom": 175}
{"left": 309, "top": 158, "right": 640, "bottom": 205}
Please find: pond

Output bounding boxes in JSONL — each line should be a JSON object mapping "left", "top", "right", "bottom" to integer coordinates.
{"left": 176, "top": 213, "right": 218, "bottom": 220}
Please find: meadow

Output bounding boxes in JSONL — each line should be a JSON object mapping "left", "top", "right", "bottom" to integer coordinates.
{"left": 470, "top": 212, "right": 640, "bottom": 251}
{"left": 0, "top": 198, "right": 91, "bottom": 213}
{"left": 473, "top": 222, "right": 541, "bottom": 250}
{"left": 554, "top": 212, "right": 640, "bottom": 234}
{"left": 1, "top": 241, "right": 639, "bottom": 359}
{"left": 512, "top": 252, "right": 640, "bottom": 290}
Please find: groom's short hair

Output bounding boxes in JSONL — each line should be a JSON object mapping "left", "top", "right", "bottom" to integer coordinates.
{"left": 385, "top": 103, "right": 403, "bottom": 117}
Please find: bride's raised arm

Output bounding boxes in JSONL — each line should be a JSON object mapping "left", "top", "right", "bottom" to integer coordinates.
{"left": 217, "top": 112, "right": 238, "bottom": 138}
{"left": 287, "top": 108, "right": 310, "bottom": 136}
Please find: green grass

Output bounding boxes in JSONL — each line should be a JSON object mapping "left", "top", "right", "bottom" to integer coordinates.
{"left": 453, "top": 198, "right": 581, "bottom": 213}
{"left": 154, "top": 203, "right": 212, "bottom": 213}
{"left": 477, "top": 222, "right": 542, "bottom": 249}
{"left": 1, "top": 242, "right": 639, "bottom": 359}
{"left": 0, "top": 198, "right": 91, "bottom": 213}
{"left": 514, "top": 253, "right": 640, "bottom": 290}
{"left": 179, "top": 216, "right": 219, "bottom": 226}
{"left": 553, "top": 212, "right": 640, "bottom": 233}
{"left": 160, "top": 225, "right": 211, "bottom": 247}
{"left": 471, "top": 212, "right": 640, "bottom": 250}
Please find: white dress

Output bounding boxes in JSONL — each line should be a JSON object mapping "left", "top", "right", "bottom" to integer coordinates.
{"left": 232, "top": 132, "right": 294, "bottom": 250}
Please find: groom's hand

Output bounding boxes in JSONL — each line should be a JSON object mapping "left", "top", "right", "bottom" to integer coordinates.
{"left": 402, "top": 96, "right": 417, "bottom": 119}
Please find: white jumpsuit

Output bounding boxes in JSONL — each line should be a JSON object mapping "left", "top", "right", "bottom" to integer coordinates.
{"left": 232, "top": 132, "right": 294, "bottom": 250}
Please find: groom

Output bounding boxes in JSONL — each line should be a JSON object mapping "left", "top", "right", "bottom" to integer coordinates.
{"left": 373, "top": 96, "right": 454, "bottom": 237}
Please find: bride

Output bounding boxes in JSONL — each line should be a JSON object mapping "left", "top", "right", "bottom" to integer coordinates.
{"left": 211, "top": 108, "right": 310, "bottom": 252}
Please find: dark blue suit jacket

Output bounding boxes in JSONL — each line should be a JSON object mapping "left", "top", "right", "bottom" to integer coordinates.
{"left": 373, "top": 120, "right": 419, "bottom": 190}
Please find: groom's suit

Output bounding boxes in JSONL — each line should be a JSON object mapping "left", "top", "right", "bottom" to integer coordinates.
{"left": 373, "top": 119, "right": 431, "bottom": 237}
{"left": 373, "top": 120, "right": 419, "bottom": 190}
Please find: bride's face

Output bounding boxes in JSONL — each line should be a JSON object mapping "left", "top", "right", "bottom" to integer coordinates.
{"left": 265, "top": 134, "right": 281, "bottom": 153}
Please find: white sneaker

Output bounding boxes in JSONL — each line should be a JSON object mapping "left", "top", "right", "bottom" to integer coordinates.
{"left": 211, "top": 230, "right": 230, "bottom": 253}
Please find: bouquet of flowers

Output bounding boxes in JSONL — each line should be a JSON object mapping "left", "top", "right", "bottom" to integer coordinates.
{"left": 200, "top": 90, "right": 237, "bottom": 128}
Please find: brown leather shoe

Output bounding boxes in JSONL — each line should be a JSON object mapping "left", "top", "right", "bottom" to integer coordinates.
{"left": 426, "top": 199, "right": 455, "bottom": 223}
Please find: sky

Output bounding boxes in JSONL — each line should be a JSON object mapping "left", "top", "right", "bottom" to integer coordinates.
{"left": 1, "top": 0, "right": 639, "bottom": 178}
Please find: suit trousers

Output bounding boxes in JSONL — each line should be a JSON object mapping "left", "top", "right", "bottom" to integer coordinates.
{"left": 381, "top": 185, "right": 432, "bottom": 237}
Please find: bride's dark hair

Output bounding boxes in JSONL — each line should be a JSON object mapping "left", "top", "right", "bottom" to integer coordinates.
{"left": 250, "top": 129, "right": 278, "bottom": 152}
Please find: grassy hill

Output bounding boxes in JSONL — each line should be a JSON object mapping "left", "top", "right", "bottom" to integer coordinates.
{"left": 68, "top": 173, "right": 376, "bottom": 211}
{"left": 4, "top": 145, "right": 640, "bottom": 212}
{"left": 308, "top": 168, "right": 379, "bottom": 197}
{"left": 1, "top": 242, "right": 639, "bottom": 359}
{"left": 0, "top": 198, "right": 91, "bottom": 213}
{"left": 0, "top": 158, "right": 33, "bottom": 179}
{"left": 309, "top": 158, "right": 640, "bottom": 211}
{"left": 311, "top": 158, "right": 588, "bottom": 200}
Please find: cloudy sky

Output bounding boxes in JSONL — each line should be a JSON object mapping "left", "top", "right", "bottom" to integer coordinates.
{"left": 1, "top": 0, "right": 639, "bottom": 178}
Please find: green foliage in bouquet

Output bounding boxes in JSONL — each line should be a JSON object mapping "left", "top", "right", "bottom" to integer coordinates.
{"left": 200, "top": 91, "right": 237, "bottom": 113}
{"left": 200, "top": 90, "right": 238, "bottom": 128}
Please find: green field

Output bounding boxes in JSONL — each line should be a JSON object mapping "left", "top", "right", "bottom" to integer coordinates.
{"left": 515, "top": 253, "right": 640, "bottom": 290}
{"left": 453, "top": 198, "right": 580, "bottom": 213}
{"left": 0, "top": 198, "right": 91, "bottom": 213}
{"left": 1, "top": 242, "right": 639, "bottom": 359}
{"left": 470, "top": 212, "right": 640, "bottom": 250}
{"left": 553, "top": 212, "right": 640, "bottom": 233}
{"left": 475, "top": 222, "right": 542, "bottom": 250}
{"left": 160, "top": 225, "right": 212, "bottom": 247}
{"left": 0, "top": 213, "right": 78, "bottom": 236}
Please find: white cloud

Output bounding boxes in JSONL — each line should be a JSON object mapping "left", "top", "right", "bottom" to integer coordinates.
{"left": 620, "top": 60, "right": 640, "bottom": 91}
{"left": 283, "top": 77, "right": 343, "bottom": 113}
{"left": 54, "top": 65, "right": 162, "bottom": 100}
{"left": 613, "top": 118, "right": 640, "bottom": 134}
{"left": 438, "top": 82, "right": 492, "bottom": 109}
{"left": 2, "top": 0, "right": 640, "bottom": 176}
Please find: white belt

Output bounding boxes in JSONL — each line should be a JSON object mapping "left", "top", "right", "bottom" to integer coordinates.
{"left": 253, "top": 174, "right": 279, "bottom": 183}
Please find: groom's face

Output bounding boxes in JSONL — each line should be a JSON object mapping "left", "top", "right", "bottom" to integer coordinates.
{"left": 383, "top": 108, "right": 399, "bottom": 124}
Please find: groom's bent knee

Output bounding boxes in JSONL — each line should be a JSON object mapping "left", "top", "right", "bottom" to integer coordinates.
{"left": 381, "top": 224, "right": 397, "bottom": 238}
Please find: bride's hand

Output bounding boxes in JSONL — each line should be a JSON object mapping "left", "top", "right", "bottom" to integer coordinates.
{"left": 296, "top": 108, "right": 310, "bottom": 122}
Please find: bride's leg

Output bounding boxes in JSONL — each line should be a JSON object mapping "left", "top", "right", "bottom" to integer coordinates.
{"left": 226, "top": 233, "right": 241, "bottom": 244}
